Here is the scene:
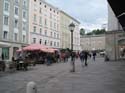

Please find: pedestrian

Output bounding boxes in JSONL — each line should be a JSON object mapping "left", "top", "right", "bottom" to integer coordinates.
{"left": 80, "top": 51, "right": 84, "bottom": 66}
{"left": 92, "top": 51, "right": 96, "bottom": 61}
{"left": 57, "top": 53, "right": 60, "bottom": 63}
{"left": 71, "top": 52, "right": 75, "bottom": 62}
{"left": 84, "top": 51, "right": 90, "bottom": 66}
{"left": 46, "top": 54, "right": 51, "bottom": 66}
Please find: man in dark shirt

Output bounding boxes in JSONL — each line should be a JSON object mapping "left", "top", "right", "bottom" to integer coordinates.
{"left": 83, "top": 51, "right": 90, "bottom": 66}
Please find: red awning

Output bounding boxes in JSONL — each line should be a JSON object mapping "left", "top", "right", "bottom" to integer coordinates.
{"left": 22, "top": 44, "right": 48, "bottom": 52}
{"left": 16, "top": 44, "right": 58, "bottom": 53}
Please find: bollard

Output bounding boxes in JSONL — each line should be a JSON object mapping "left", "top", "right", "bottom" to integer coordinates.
{"left": 26, "top": 81, "right": 37, "bottom": 93}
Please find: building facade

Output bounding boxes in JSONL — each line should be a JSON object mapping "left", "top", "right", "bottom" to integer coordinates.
{"left": 60, "top": 11, "right": 80, "bottom": 51}
{"left": 106, "top": 3, "right": 125, "bottom": 60}
{"left": 0, "top": 0, "right": 29, "bottom": 61}
{"left": 29, "top": 0, "right": 60, "bottom": 49}
{"left": 80, "top": 35, "right": 105, "bottom": 51}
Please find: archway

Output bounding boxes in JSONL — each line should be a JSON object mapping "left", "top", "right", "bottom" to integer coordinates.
{"left": 118, "top": 39, "right": 125, "bottom": 59}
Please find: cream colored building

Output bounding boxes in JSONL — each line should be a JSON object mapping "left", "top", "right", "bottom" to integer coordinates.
{"left": 60, "top": 11, "right": 80, "bottom": 51}
{"left": 29, "top": 0, "right": 60, "bottom": 48}
{"left": 0, "top": 0, "right": 29, "bottom": 61}
{"left": 80, "top": 35, "right": 105, "bottom": 51}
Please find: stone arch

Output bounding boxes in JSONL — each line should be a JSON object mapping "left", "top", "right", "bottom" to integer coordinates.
{"left": 118, "top": 39, "right": 125, "bottom": 59}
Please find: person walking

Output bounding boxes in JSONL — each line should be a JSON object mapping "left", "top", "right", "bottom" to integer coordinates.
{"left": 80, "top": 51, "right": 84, "bottom": 67}
{"left": 84, "top": 51, "right": 90, "bottom": 66}
{"left": 46, "top": 54, "right": 51, "bottom": 66}
{"left": 92, "top": 51, "right": 96, "bottom": 61}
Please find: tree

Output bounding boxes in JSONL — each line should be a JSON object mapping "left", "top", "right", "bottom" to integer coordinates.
{"left": 80, "top": 28, "right": 85, "bottom": 36}
{"left": 86, "top": 32, "right": 93, "bottom": 35}
{"left": 92, "top": 29, "right": 106, "bottom": 35}
{"left": 86, "top": 29, "right": 106, "bottom": 35}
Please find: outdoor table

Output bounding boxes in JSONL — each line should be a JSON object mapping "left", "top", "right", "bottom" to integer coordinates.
{"left": 0, "top": 60, "right": 5, "bottom": 71}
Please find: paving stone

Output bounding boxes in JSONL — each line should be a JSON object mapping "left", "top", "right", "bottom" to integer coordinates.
{"left": 0, "top": 57, "right": 125, "bottom": 93}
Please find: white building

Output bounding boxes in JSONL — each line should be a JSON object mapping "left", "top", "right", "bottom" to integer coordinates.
{"left": 29, "top": 0, "right": 60, "bottom": 49}
{"left": 0, "top": 0, "right": 29, "bottom": 61}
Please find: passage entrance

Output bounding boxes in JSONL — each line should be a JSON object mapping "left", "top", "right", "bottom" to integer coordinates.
{"left": 118, "top": 39, "right": 125, "bottom": 59}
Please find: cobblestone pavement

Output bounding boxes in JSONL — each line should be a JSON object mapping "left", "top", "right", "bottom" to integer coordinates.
{"left": 0, "top": 57, "right": 125, "bottom": 93}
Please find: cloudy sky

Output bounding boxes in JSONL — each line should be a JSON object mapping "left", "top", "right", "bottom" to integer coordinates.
{"left": 46, "top": 0, "right": 108, "bottom": 32}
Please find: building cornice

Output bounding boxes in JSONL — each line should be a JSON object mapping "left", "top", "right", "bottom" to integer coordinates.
{"left": 80, "top": 34, "right": 105, "bottom": 38}
{"left": 105, "top": 30, "right": 124, "bottom": 34}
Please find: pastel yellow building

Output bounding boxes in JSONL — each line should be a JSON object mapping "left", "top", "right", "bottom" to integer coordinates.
{"left": 60, "top": 11, "right": 80, "bottom": 51}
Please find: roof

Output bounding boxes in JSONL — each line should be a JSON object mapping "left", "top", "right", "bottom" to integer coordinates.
{"left": 107, "top": 0, "right": 125, "bottom": 30}
{"left": 60, "top": 10, "right": 80, "bottom": 24}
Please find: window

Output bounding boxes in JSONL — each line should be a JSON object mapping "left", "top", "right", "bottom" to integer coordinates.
{"left": 39, "top": 39, "right": 42, "bottom": 44}
{"left": 39, "top": 16, "right": 42, "bottom": 24}
{"left": 57, "top": 42, "right": 59, "bottom": 47}
{"left": 23, "top": 0, "right": 26, "bottom": 7}
{"left": 33, "top": 38, "right": 36, "bottom": 43}
{"left": 44, "top": 30, "right": 47, "bottom": 36}
{"left": 4, "top": 15, "right": 9, "bottom": 25}
{"left": 40, "top": 2, "right": 42, "bottom": 5}
{"left": 3, "top": 31, "right": 8, "bottom": 39}
{"left": 23, "top": 22, "right": 26, "bottom": 31}
{"left": 54, "top": 23, "right": 56, "bottom": 28}
{"left": 44, "top": 40, "right": 47, "bottom": 45}
{"left": 14, "top": 6, "right": 19, "bottom": 15}
{"left": 4, "top": 2, "right": 9, "bottom": 12}
{"left": 14, "top": 33, "right": 18, "bottom": 41}
{"left": 57, "top": 34, "right": 59, "bottom": 38}
{"left": 34, "top": 14, "right": 37, "bottom": 22}
{"left": 23, "top": 11, "right": 26, "bottom": 19}
{"left": 39, "top": 8, "right": 42, "bottom": 13}
{"left": 34, "top": 4, "right": 37, "bottom": 11}
{"left": 23, "top": 35, "right": 26, "bottom": 42}
{"left": 44, "top": 19, "right": 47, "bottom": 26}
{"left": 2, "top": 47, "right": 9, "bottom": 60}
{"left": 44, "top": 5, "right": 46, "bottom": 8}
{"left": 50, "top": 41, "right": 52, "bottom": 46}
{"left": 50, "top": 21, "right": 52, "bottom": 27}
{"left": 57, "top": 24, "right": 59, "bottom": 31}
{"left": 50, "top": 13, "right": 52, "bottom": 18}
{"left": 51, "top": 32, "right": 52, "bottom": 37}
{"left": 54, "top": 32, "right": 56, "bottom": 38}
{"left": 14, "top": 19, "right": 18, "bottom": 28}
{"left": 33, "top": 26, "right": 36, "bottom": 32}
{"left": 40, "top": 28, "right": 42, "bottom": 34}
{"left": 54, "top": 42, "right": 56, "bottom": 46}
{"left": 15, "top": 0, "right": 19, "bottom": 4}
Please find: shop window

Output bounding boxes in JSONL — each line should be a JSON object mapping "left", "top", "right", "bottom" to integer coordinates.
{"left": 2, "top": 47, "right": 9, "bottom": 60}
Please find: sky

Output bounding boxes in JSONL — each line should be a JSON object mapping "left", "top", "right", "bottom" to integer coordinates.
{"left": 46, "top": 0, "right": 108, "bottom": 32}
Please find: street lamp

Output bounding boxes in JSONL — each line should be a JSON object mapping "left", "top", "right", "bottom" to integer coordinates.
{"left": 69, "top": 22, "right": 75, "bottom": 72}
